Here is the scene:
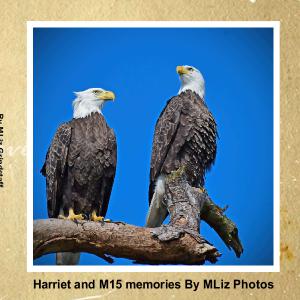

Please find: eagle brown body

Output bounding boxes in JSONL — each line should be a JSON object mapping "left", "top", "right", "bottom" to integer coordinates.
{"left": 147, "top": 89, "right": 217, "bottom": 227}
{"left": 41, "top": 112, "right": 117, "bottom": 220}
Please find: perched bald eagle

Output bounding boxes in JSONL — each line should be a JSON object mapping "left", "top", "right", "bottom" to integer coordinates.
{"left": 146, "top": 65, "right": 217, "bottom": 227}
{"left": 41, "top": 88, "right": 117, "bottom": 265}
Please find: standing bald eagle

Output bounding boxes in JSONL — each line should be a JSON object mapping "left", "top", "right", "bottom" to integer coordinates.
{"left": 146, "top": 65, "right": 217, "bottom": 227}
{"left": 41, "top": 88, "right": 117, "bottom": 264}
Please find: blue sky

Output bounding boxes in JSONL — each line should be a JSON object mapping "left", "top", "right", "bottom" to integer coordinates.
{"left": 33, "top": 27, "right": 274, "bottom": 266}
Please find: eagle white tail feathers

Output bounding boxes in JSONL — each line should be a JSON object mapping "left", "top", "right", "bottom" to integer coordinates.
{"left": 146, "top": 176, "right": 168, "bottom": 228}
{"left": 56, "top": 252, "right": 80, "bottom": 265}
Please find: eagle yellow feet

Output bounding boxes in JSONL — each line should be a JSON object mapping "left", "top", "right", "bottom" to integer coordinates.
{"left": 199, "top": 187, "right": 206, "bottom": 193}
{"left": 91, "top": 211, "right": 111, "bottom": 222}
{"left": 67, "top": 208, "right": 84, "bottom": 221}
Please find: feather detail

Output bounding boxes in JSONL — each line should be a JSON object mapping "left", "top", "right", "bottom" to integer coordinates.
{"left": 148, "top": 90, "right": 217, "bottom": 205}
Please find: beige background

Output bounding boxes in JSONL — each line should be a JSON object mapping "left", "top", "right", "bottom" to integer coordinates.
{"left": 0, "top": 0, "right": 299, "bottom": 299}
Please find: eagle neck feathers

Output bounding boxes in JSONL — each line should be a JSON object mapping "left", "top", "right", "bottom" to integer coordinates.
{"left": 73, "top": 97, "right": 104, "bottom": 119}
{"left": 178, "top": 81, "right": 205, "bottom": 100}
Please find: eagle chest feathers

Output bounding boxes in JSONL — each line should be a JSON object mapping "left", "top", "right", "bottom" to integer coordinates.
{"left": 69, "top": 113, "right": 116, "bottom": 185}
{"left": 151, "top": 90, "right": 217, "bottom": 190}
{"left": 43, "top": 112, "right": 117, "bottom": 219}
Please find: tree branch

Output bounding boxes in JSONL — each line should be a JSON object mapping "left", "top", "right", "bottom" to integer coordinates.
{"left": 201, "top": 195, "right": 243, "bottom": 257}
{"left": 33, "top": 219, "right": 220, "bottom": 264}
{"left": 33, "top": 168, "right": 243, "bottom": 264}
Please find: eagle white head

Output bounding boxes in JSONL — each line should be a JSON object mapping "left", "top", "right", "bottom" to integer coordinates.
{"left": 177, "top": 65, "right": 205, "bottom": 100}
{"left": 72, "top": 88, "right": 115, "bottom": 119}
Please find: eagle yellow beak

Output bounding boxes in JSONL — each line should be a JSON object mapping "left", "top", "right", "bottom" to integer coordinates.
{"left": 176, "top": 65, "right": 189, "bottom": 75}
{"left": 99, "top": 90, "right": 115, "bottom": 101}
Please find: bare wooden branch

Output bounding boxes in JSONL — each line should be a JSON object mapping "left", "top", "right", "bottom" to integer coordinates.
{"left": 33, "top": 219, "right": 220, "bottom": 264}
{"left": 33, "top": 168, "right": 243, "bottom": 264}
{"left": 201, "top": 196, "right": 243, "bottom": 257}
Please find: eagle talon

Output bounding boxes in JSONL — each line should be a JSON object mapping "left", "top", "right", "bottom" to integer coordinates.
{"left": 93, "top": 216, "right": 104, "bottom": 222}
{"left": 69, "top": 214, "right": 84, "bottom": 221}
{"left": 91, "top": 211, "right": 105, "bottom": 222}
{"left": 67, "top": 208, "right": 84, "bottom": 221}
{"left": 58, "top": 214, "right": 66, "bottom": 220}
{"left": 199, "top": 187, "right": 206, "bottom": 193}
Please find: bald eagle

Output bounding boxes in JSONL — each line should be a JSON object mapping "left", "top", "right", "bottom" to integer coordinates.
{"left": 41, "top": 88, "right": 117, "bottom": 265}
{"left": 146, "top": 65, "right": 217, "bottom": 227}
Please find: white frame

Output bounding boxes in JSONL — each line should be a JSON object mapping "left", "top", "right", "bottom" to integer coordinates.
{"left": 27, "top": 21, "right": 280, "bottom": 272}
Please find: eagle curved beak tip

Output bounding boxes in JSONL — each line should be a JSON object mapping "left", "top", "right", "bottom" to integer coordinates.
{"left": 99, "top": 91, "right": 116, "bottom": 101}
{"left": 176, "top": 65, "right": 188, "bottom": 75}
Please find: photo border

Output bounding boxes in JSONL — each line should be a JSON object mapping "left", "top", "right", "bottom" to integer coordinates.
{"left": 27, "top": 21, "right": 280, "bottom": 272}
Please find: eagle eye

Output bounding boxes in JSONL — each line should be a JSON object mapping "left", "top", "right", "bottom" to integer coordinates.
{"left": 187, "top": 67, "right": 193, "bottom": 71}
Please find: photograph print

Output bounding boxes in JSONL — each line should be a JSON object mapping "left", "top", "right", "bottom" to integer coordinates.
{"left": 31, "top": 23, "right": 276, "bottom": 268}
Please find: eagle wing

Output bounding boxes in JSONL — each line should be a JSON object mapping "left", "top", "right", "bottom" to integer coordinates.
{"left": 149, "top": 93, "right": 218, "bottom": 205}
{"left": 149, "top": 96, "right": 183, "bottom": 204}
{"left": 98, "top": 128, "right": 117, "bottom": 218}
{"left": 67, "top": 115, "right": 117, "bottom": 219}
{"left": 41, "top": 123, "right": 72, "bottom": 218}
